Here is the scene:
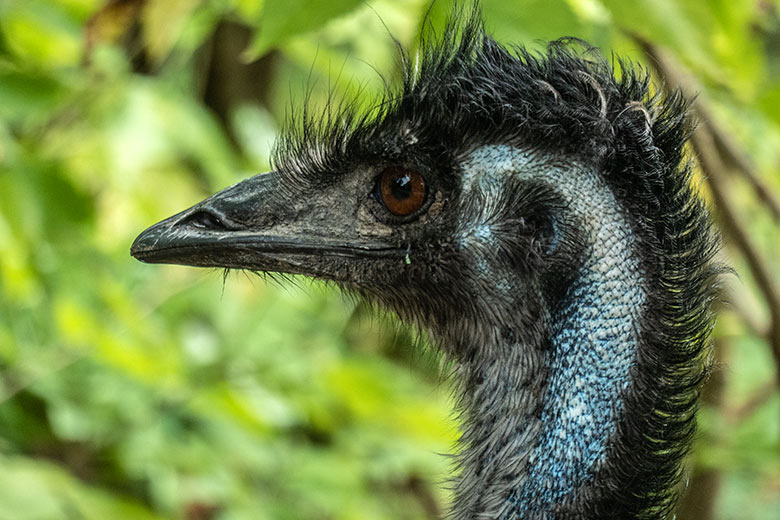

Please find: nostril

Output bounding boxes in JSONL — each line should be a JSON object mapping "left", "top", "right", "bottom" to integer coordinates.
{"left": 179, "top": 210, "right": 228, "bottom": 230}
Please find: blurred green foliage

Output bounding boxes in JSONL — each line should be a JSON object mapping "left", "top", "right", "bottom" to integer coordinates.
{"left": 0, "top": 0, "right": 778, "bottom": 519}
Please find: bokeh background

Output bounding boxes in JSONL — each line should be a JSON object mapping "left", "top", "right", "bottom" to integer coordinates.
{"left": 1, "top": 0, "right": 779, "bottom": 519}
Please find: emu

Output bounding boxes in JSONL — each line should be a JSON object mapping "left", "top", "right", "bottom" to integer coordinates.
{"left": 131, "top": 9, "right": 720, "bottom": 519}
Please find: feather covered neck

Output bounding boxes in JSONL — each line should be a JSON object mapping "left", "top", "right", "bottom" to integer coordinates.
{"left": 441, "top": 145, "right": 646, "bottom": 518}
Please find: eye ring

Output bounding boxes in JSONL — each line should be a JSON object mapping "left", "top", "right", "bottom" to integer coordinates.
{"left": 376, "top": 166, "right": 426, "bottom": 217}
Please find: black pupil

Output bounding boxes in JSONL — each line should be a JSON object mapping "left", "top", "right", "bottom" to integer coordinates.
{"left": 391, "top": 174, "right": 412, "bottom": 199}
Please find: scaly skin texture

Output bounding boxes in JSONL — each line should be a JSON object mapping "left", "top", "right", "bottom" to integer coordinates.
{"left": 132, "top": 7, "right": 721, "bottom": 519}
{"left": 450, "top": 146, "right": 645, "bottom": 519}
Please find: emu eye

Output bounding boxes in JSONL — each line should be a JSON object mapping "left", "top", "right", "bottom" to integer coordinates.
{"left": 377, "top": 167, "right": 426, "bottom": 216}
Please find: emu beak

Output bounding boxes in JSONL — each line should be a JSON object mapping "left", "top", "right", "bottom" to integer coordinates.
{"left": 131, "top": 171, "right": 403, "bottom": 280}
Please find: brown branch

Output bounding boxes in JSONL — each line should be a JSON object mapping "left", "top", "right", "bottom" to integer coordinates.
{"left": 731, "top": 300, "right": 770, "bottom": 339}
{"left": 692, "top": 125, "right": 780, "bottom": 366}
{"left": 698, "top": 106, "right": 780, "bottom": 221}
{"left": 727, "top": 380, "right": 779, "bottom": 423}
{"left": 398, "top": 475, "right": 442, "bottom": 519}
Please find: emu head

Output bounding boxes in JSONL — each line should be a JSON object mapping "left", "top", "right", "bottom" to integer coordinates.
{"left": 128, "top": 136, "right": 570, "bottom": 351}
{"left": 130, "top": 19, "right": 646, "bottom": 352}
{"left": 132, "top": 11, "right": 719, "bottom": 519}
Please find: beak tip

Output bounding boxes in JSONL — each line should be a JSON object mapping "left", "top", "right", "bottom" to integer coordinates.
{"left": 130, "top": 236, "right": 148, "bottom": 262}
{"left": 130, "top": 224, "right": 163, "bottom": 263}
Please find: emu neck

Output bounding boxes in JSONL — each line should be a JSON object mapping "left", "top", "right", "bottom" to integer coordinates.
{"left": 451, "top": 146, "right": 646, "bottom": 518}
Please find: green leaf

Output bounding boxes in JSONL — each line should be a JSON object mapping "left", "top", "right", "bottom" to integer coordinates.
{"left": 246, "top": 0, "right": 365, "bottom": 59}
{"left": 0, "top": 65, "right": 67, "bottom": 123}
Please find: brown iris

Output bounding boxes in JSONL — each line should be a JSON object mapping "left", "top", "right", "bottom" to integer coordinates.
{"left": 377, "top": 166, "right": 426, "bottom": 216}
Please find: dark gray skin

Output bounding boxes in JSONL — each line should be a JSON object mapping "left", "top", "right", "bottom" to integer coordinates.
{"left": 132, "top": 11, "right": 720, "bottom": 520}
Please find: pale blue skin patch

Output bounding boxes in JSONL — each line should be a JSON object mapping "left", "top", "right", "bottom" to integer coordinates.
{"left": 458, "top": 145, "right": 646, "bottom": 510}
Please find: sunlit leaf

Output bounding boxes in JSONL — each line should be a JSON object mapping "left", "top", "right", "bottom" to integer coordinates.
{"left": 246, "top": 0, "right": 365, "bottom": 59}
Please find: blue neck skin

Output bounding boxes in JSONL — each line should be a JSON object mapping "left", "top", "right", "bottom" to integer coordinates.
{"left": 453, "top": 145, "right": 645, "bottom": 517}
